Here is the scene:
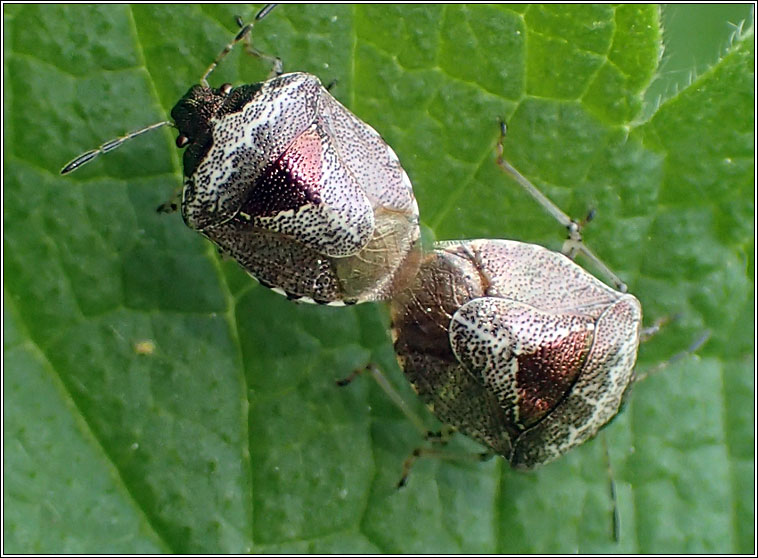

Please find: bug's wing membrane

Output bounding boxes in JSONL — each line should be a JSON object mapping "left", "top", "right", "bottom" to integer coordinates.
{"left": 331, "top": 211, "right": 421, "bottom": 301}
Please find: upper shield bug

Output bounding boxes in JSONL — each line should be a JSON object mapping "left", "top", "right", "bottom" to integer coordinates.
{"left": 61, "top": 4, "right": 421, "bottom": 305}
{"left": 390, "top": 238, "right": 643, "bottom": 469}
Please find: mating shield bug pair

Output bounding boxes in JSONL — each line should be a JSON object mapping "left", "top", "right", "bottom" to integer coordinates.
{"left": 61, "top": 5, "right": 642, "bottom": 471}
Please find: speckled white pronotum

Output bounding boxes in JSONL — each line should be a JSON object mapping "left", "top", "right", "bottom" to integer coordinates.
{"left": 390, "top": 239, "right": 642, "bottom": 468}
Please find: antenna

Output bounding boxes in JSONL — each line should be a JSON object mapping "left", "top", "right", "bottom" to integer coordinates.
{"left": 60, "top": 121, "right": 173, "bottom": 175}
{"left": 60, "top": 4, "right": 279, "bottom": 176}
{"left": 200, "top": 3, "right": 280, "bottom": 86}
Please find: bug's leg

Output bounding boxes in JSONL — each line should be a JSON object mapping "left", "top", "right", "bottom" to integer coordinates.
{"left": 235, "top": 13, "right": 283, "bottom": 79}
{"left": 397, "top": 445, "right": 493, "bottom": 489}
{"left": 337, "top": 364, "right": 431, "bottom": 438}
{"left": 424, "top": 424, "right": 457, "bottom": 443}
{"left": 495, "top": 119, "right": 628, "bottom": 293}
{"left": 335, "top": 368, "right": 363, "bottom": 387}
{"left": 638, "top": 312, "right": 694, "bottom": 343}
{"left": 629, "top": 311, "right": 711, "bottom": 383}
{"left": 201, "top": 4, "right": 281, "bottom": 86}
{"left": 608, "top": 323, "right": 709, "bottom": 540}
{"left": 634, "top": 329, "right": 711, "bottom": 383}
{"left": 338, "top": 364, "right": 495, "bottom": 488}
{"left": 156, "top": 186, "right": 182, "bottom": 214}
{"left": 601, "top": 436, "right": 621, "bottom": 543}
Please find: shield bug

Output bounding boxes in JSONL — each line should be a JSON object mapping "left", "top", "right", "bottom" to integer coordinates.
{"left": 390, "top": 238, "right": 642, "bottom": 469}
{"left": 61, "top": 5, "right": 421, "bottom": 305}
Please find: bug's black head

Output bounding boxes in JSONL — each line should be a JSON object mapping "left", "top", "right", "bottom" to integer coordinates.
{"left": 171, "top": 83, "right": 266, "bottom": 177}
{"left": 170, "top": 85, "right": 228, "bottom": 176}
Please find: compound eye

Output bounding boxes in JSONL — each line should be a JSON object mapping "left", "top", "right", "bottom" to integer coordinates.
{"left": 176, "top": 134, "right": 190, "bottom": 148}
{"left": 220, "top": 83, "right": 233, "bottom": 95}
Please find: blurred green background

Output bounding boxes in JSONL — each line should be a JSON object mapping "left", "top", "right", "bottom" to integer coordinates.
{"left": 648, "top": 4, "right": 753, "bottom": 115}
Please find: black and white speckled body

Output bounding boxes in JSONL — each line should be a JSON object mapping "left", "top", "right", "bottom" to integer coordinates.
{"left": 172, "top": 72, "right": 421, "bottom": 305}
{"left": 390, "top": 239, "right": 642, "bottom": 469}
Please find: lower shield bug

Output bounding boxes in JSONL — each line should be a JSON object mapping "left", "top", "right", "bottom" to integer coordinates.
{"left": 61, "top": 5, "right": 421, "bottom": 305}
{"left": 390, "top": 238, "right": 643, "bottom": 469}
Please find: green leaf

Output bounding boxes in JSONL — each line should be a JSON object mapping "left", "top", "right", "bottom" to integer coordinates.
{"left": 4, "top": 4, "right": 753, "bottom": 553}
